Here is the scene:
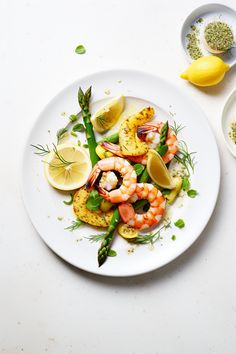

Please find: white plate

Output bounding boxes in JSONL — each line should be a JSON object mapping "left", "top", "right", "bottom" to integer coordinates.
{"left": 181, "top": 3, "right": 236, "bottom": 66}
{"left": 21, "top": 69, "right": 220, "bottom": 277}
{"left": 222, "top": 89, "right": 236, "bottom": 157}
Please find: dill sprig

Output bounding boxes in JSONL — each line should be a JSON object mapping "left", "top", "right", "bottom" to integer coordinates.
{"left": 65, "top": 218, "right": 83, "bottom": 231}
{"left": 170, "top": 121, "right": 185, "bottom": 136}
{"left": 31, "top": 144, "right": 50, "bottom": 156}
{"left": 175, "top": 140, "right": 196, "bottom": 177}
{"left": 45, "top": 143, "right": 75, "bottom": 169}
{"left": 134, "top": 221, "right": 172, "bottom": 245}
{"left": 86, "top": 233, "right": 106, "bottom": 243}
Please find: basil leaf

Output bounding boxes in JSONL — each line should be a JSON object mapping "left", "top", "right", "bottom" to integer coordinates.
{"left": 187, "top": 189, "right": 198, "bottom": 198}
{"left": 108, "top": 249, "right": 117, "bottom": 257}
{"left": 73, "top": 123, "right": 85, "bottom": 132}
{"left": 75, "top": 45, "right": 86, "bottom": 54}
{"left": 174, "top": 219, "right": 185, "bottom": 229}
{"left": 182, "top": 176, "right": 190, "bottom": 191}
{"left": 158, "top": 144, "right": 168, "bottom": 157}
{"left": 134, "top": 163, "right": 144, "bottom": 176}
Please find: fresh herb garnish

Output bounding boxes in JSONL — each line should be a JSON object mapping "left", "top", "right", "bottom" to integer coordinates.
{"left": 133, "top": 163, "right": 144, "bottom": 176}
{"left": 187, "top": 189, "right": 198, "bottom": 198}
{"left": 108, "top": 249, "right": 117, "bottom": 257}
{"left": 73, "top": 123, "right": 85, "bottom": 132}
{"left": 134, "top": 221, "right": 171, "bottom": 245}
{"left": 174, "top": 219, "right": 185, "bottom": 229}
{"left": 75, "top": 44, "right": 86, "bottom": 54}
{"left": 86, "top": 190, "right": 103, "bottom": 211}
{"left": 182, "top": 176, "right": 190, "bottom": 191}
{"left": 174, "top": 141, "right": 196, "bottom": 177}
{"left": 87, "top": 233, "right": 106, "bottom": 243}
{"left": 83, "top": 144, "right": 89, "bottom": 148}
{"left": 31, "top": 144, "right": 50, "bottom": 156}
{"left": 77, "top": 140, "right": 81, "bottom": 146}
{"left": 63, "top": 194, "right": 73, "bottom": 205}
{"left": 170, "top": 121, "right": 185, "bottom": 136}
{"left": 46, "top": 143, "right": 75, "bottom": 168}
{"left": 71, "top": 131, "right": 77, "bottom": 137}
{"left": 65, "top": 218, "right": 83, "bottom": 231}
{"left": 171, "top": 235, "right": 176, "bottom": 241}
{"left": 57, "top": 127, "right": 68, "bottom": 143}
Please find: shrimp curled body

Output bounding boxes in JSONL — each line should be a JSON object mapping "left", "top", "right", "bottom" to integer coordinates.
{"left": 118, "top": 183, "right": 166, "bottom": 230}
{"left": 86, "top": 157, "right": 137, "bottom": 203}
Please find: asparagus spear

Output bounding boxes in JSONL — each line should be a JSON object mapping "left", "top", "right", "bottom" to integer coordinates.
{"left": 156, "top": 121, "right": 169, "bottom": 157}
{"left": 98, "top": 208, "right": 120, "bottom": 267}
{"left": 78, "top": 87, "right": 100, "bottom": 166}
{"left": 97, "top": 168, "right": 150, "bottom": 267}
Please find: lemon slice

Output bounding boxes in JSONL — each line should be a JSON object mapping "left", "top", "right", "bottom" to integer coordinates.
{"left": 147, "top": 149, "right": 174, "bottom": 189}
{"left": 44, "top": 143, "right": 92, "bottom": 191}
{"left": 91, "top": 96, "right": 125, "bottom": 132}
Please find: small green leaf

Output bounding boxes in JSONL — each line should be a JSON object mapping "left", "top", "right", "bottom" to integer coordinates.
{"left": 56, "top": 127, "right": 68, "bottom": 142}
{"left": 86, "top": 190, "right": 103, "bottom": 211}
{"left": 83, "top": 144, "right": 88, "bottom": 148}
{"left": 108, "top": 249, "right": 117, "bottom": 257}
{"left": 182, "top": 176, "right": 190, "bottom": 191}
{"left": 75, "top": 44, "right": 86, "bottom": 55}
{"left": 171, "top": 235, "right": 176, "bottom": 241}
{"left": 63, "top": 194, "right": 73, "bottom": 205}
{"left": 187, "top": 189, "right": 198, "bottom": 198}
{"left": 162, "top": 189, "right": 171, "bottom": 196}
{"left": 158, "top": 144, "right": 168, "bottom": 157}
{"left": 77, "top": 140, "right": 81, "bottom": 146}
{"left": 174, "top": 219, "right": 185, "bottom": 229}
{"left": 71, "top": 131, "right": 77, "bottom": 137}
{"left": 133, "top": 163, "right": 144, "bottom": 176}
{"left": 73, "top": 123, "right": 85, "bottom": 132}
{"left": 69, "top": 114, "right": 78, "bottom": 122}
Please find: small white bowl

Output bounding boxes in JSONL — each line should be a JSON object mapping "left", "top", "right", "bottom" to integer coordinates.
{"left": 221, "top": 89, "right": 236, "bottom": 157}
{"left": 181, "top": 3, "right": 236, "bottom": 67}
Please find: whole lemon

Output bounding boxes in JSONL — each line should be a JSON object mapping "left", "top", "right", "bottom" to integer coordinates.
{"left": 180, "top": 56, "right": 230, "bottom": 87}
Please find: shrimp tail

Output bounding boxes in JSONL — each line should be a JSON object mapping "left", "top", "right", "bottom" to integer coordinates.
{"left": 137, "top": 123, "right": 161, "bottom": 140}
{"left": 101, "top": 142, "right": 123, "bottom": 157}
{"left": 86, "top": 167, "right": 101, "bottom": 190}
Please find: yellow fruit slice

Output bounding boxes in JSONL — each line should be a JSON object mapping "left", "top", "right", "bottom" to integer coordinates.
{"left": 91, "top": 96, "right": 125, "bottom": 132}
{"left": 166, "top": 177, "right": 182, "bottom": 204}
{"left": 44, "top": 143, "right": 92, "bottom": 191}
{"left": 180, "top": 56, "right": 229, "bottom": 87}
{"left": 147, "top": 149, "right": 174, "bottom": 189}
{"left": 118, "top": 223, "right": 138, "bottom": 241}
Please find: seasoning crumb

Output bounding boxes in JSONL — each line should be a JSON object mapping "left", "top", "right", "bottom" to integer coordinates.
{"left": 196, "top": 18, "right": 203, "bottom": 24}
{"left": 61, "top": 112, "right": 67, "bottom": 117}
{"left": 117, "top": 80, "right": 122, "bottom": 83}
{"left": 186, "top": 25, "right": 203, "bottom": 60}
{"left": 57, "top": 216, "right": 63, "bottom": 221}
{"left": 229, "top": 120, "right": 236, "bottom": 144}
{"left": 104, "top": 89, "right": 111, "bottom": 95}
{"left": 48, "top": 130, "right": 51, "bottom": 133}
{"left": 127, "top": 247, "right": 135, "bottom": 254}
{"left": 76, "top": 238, "right": 83, "bottom": 242}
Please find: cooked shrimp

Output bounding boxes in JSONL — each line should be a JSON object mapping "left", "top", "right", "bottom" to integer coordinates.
{"left": 137, "top": 122, "right": 178, "bottom": 163}
{"left": 118, "top": 183, "right": 166, "bottom": 230}
{"left": 86, "top": 157, "right": 137, "bottom": 203}
{"left": 101, "top": 141, "right": 147, "bottom": 165}
{"left": 119, "top": 107, "right": 154, "bottom": 156}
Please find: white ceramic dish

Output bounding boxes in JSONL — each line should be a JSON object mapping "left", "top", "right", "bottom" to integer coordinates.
{"left": 181, "top": 3, "right": 236, "bottom": 66}
{"left": 222, "top": 89, "right": 236, "bottom": 157}
{"left": 21, "top": 69, "right": 220, "bottom": 277}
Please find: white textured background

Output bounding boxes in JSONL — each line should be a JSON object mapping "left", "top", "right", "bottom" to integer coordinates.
{"left": 1, "top": 0, "right": 236, "bottom": 353}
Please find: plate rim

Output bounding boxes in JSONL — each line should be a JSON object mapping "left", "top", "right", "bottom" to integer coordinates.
{"left": 20, "top": 68, "right": 221, "bottom": 277}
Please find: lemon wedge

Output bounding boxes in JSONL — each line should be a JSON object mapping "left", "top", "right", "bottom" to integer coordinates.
{"left": 44, "top": 143, "right": 91, "bottom": 191}
{"left": 180, "top": 56, "right": 229, "bottom": 87}
{"left": 91, "top": 96, "right": 125, "bottom": 132}
{"left": 147, "top": 149, "right": 174, "bottom": 189}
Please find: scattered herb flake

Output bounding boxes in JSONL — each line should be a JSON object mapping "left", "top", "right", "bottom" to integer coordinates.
{"left": 71, "top": 131, "right": 77, "bottom": 137}
{"left": 171, "top": 235, "right": 176, "bottom": 241}
{"left": 73, "top": 123, "right": 85, "bottom": 132}
{"left": 75, "top": 44, "right": 86, "bottom": 55}
{"left": 174, "top": 219, "right": 185, "bottom": 229}
{"left": 63, "top": 194, "right": 73, "bottom": 205}
{"left": 187, "top": 189, "right": 198, "bottom": 198}
{"left": 69, "top": 114, "right": 78, "bottom": 122}
{"left": 83, "top": 144, "right": 88, "bottom": 148}
{"left": 182, "top": 176, "right": 190, "bottom": 191}
{"left": 108, "top": 249, "right": 117, "bottom": 257}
